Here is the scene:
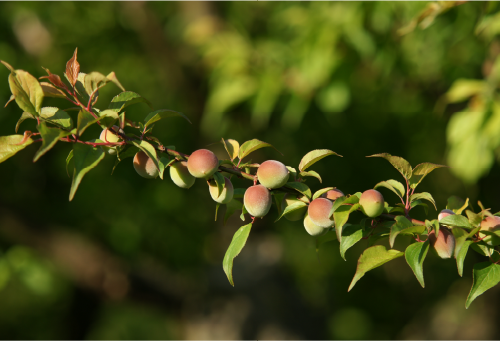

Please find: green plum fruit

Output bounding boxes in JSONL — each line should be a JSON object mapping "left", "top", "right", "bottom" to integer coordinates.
{"left": 170, "top": 161, "right": 195, "bottom": 189}
{"left": 257, "top": 160, "right": 289, "bottom": 189}
{"left": 360, "top": 189, "right": 384, "bottom": 218}
{"left": 133, "top": 151, "right": 158, "bottom": 179}
{"left": 99, "top": 125, "right": 121, "bottom": 155}
{"left": 209, "top": 176, "right": 234, "bottom": 204}
{"left": 187, "top": 149, "right": 219, "bottom": 178}
{"left": 244, "top": 185, "right": 272, "bottom": 217}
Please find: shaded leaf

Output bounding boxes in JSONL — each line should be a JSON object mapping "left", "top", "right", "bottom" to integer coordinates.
{"left": 40, "top": 107, "right": 73, "bottom": 130}
{"left": 69, "top": 141, "right": 105, "bottom": 201}
{"left": 409, "top": 162, "right": 447, "bottom": 189}
{"left": 0, "top": 134, "right": 33, "bottom": 163}
{"left": 410, "top": 192, "right": 436, "bottom": 210}
{"left": 367, "top": 153, "right": 412, "bottom": 180}
{"left": 224, "top": 199, "right": 242, "bottom": 225}
{"left": 66, "top": 149, "right": 73, "bottom": 177}
{"left": 238, "top": 138, "right": 281, "bottom": 161}
{"left": 15, "top": 112, "right": 35, "bottom": 133}
{"left": 447, "top": 195, "right": 469, "bottom": 214}
{"left": 405, "top": 241, "right": 430, "bottom": 288}
{"left": 34, "top": 122, "right": 71, "bottom": 162}
{"left": 132, "top": 140, "right": 161, "bottom": 178}
{"left": 215, "top": 203, "right": 220, "bottom": 221}
{"left": 285, "top": 182, "right": 311, "bottom": 199}
{"left": 221, "top": 138, "right": 239, "bottom": 161}
{"left": 466, "top": 210, "right": 483, "bottom": 227}
{"left": 40, "top": 82, "right": 66, "bottom": 99}
{"left": 340, "top": 224, "right": 364, "bottom": 260}
{"left": 451, "top": 227, "right": 468, "bottom": 259}
{"left": 144, "top": 109, "right": 191, "bottom": 129}
{"left": 299, "top": 170, "right": 322, "bottom": 183}
{"left": 112, "top": 145, "right": 140, "bottom": 174}
{"left": 157, "top": 156, "right": 171, "bottom": 180}
{"left": 334, "top": 203, "right": 360, "bottom": 242}
{"left": 465, "top": 262, "right": 500, "bottom": 309}
{"left": 108, "top": 91, "right": 152, "bottom": 112}
{"left": 457, "top": 240, "right": 473, "bottom": 277}
{"left": 316, "top": 230, "right": 338, "bottom": 251}
{"left": 348, "top": 245, "right": 404, "bottom": 291}
{"left": 410, "top": 199, "right": 429, "bottom": 215}
{"left": 275, "top": 201, "right": 307, "bottom": 222}
{"left": 223, "top": 223, "right": 253, "bottom": 286}
{"left": 298, "top": 149, "right": 342, "bottom": 172}
{"left": 76, "top": 109, "right": 99, "bottom": 136}
{"left": 374, "top": 179, "right": 405, "bottom": 201}
{"left": 213, "top": 172, "right": 225, "bottom": 198}
{"left": 389, "top": 216, "right": 424, "bottom": 248}
{"left": 97, "top": 109, "right": 119, "bottom": 128}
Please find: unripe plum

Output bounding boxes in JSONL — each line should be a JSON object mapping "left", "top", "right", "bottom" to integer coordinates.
{"left": 209, "top": 176, "right": 234, "bottom": 204}
{"left": 303, "top": 212, "right": 326, "bottom": 236}
{"left": 308, "top": 198, "right": 334, "bottom": 228}
{"left": 187, "top": 149, "right": 219, "bottom": 179}
{"left": 244, "top": 185, "right": 272, "bottom": 217}
{"left": 480, "top": 216, "right": 500, "bottom": 232}
{"left": 438, "top": 209, "right": 455, "bottom": 221}
{"left": 281, "top": 194, "right": 307, "bottom": 221}
{"left": 360, "top": 189, "right": 384, "bottom": 218}
{"left": 321, "top": 189, "right": 344, "bottom": 201}
{"left": 428, "top": 228, "right": 455, "bottom": 259}
{"left": 257, "top": 160, "right": 289, "bottom": 189}
{"left": 99, "top": 126, "right": 121, "bottom": 155}
{"left": 133, "top": 151, "right": 158, "bottom": 179}
{"left": 170, "top": 161, "right": 195, "bottom": 189}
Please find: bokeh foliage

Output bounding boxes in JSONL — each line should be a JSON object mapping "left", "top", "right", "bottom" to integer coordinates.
{"left": 1, "top": 1, "right": 500, "bottom": 339}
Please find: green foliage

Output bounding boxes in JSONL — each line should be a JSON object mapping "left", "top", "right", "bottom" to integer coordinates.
{"left": 298, "top": 149, "right": 342, "bottom": 172}
{"left": 405, "top": 241, "right": 430, "bottom": 288}
{"left": 223, "top": 223, "right": 252, "bottom": 286}
{"left": 466, "top": 262, "right": 500, "bottom": 309}
{"left": 69, "top": 142, "right": 105, "bottom": 201}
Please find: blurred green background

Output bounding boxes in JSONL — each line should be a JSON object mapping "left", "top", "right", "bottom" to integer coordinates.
{"left": 1, "top": 1, "right": 500, "bottom": 339}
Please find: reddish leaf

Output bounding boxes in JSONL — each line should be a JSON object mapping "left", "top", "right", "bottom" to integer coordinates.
{"left": 65, "top": 48, "right": 80, "bottom": 87}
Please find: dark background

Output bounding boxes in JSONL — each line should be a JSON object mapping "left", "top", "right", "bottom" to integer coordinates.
{"left": 0, "top": 1, "right": 499, "bottom": 339}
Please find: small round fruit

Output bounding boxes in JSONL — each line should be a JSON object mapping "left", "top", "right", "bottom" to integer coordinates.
{"left": 244, "top": 185, "right": 272, "bottom": 218}
{"left": 281, "top": 194, "right": 307, "bottom": 221}
{"left": 170, "top": 161, "right": 195, "bottom": 189}
{"left": 303, "top": 212, "right": 326, "bottom": 236}
{"left": 480, "top": 216, "right": 500, "bottom": 232}
{"left": 360, "top": 189, "right": 384, "bottom": 218}
{"left": 257, "top": 160, "right": 289, "bottom": 189}
{"left": 428, "top": 228, "right": 455, "bottom": 259}
{"left": 438, "top": 209, "right": 455, "bottom": 221}
{"left": 133, "top": 151, "right": 158, "bottom": 179}
{"left": 321, "top": 189, "right": 344, "bottom": 201}
{"left": 209, "top": 176, "right": 234, "bottom": 204}
{"left": 308, "top": 198, "right": 334, "bottom": 228}
{"left": 187, "top": 149, "right": 219, "bottom": 179}
{"left": 99, "top": 126, "right": 121, "bottom": 155}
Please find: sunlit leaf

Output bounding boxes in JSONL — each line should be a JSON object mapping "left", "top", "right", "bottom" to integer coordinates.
{"left": 334, "top": 203, "right": 360, "bottom": 242}
{"left": 367, "top": 153, "right": 412, "bottom": 180}
{"left": 374, "top": 179, "right": 405, "bottom": 201}
{"left": 223, "top": 223, "right": 252, "bottom": 286}
{"left": 298, "top": 149, "right": 342, "bottom": 172}
{"left": 348, "top": 245, "right": 404, "bottom": 291}
{"left": 8, "top": 70, "right": 44, "bottom": 116}
{"left": 285, "top": 182, "right": 311, "bottom": 199}
{"left": 143, "top": 109, "right": 191, "bottom": 130}
{"left": 275, "top": 201, "right": 307, "bottom": 222}
{"left": 312, "top": 187, "right": 334, "bottom": 200}
{"left": 65, "top": 48, "right": 80, "bottom": 86}
{"left": 299, "top": 170, "right": 322, "bottom": 183}
{"left": 108, "top": 91, "right": 152, "bottom": 112}
{"left": 340, "top": 224, "right": 364, "bottom": 260}
{"left": 409, "top": 192, "right": 436, "bottom": 210}
{"left": 40, "top": 107, "right": 73, "bottom": 130}
{"left": 0, "top": 134, "right": 33, "bottom": 163}
{"left": 40, "top": 82, "right": 66, "bottom": 99}
{"left": 409, "top": 162, "right": 447, "bottom": 189}
{"left": 405, "top": 241, "right": 430, "bottom": 288}
{"left": 440, "top": 214, "right": 474, "bottom": 229}
{"left": 465, "top": 262, "right": 500, "bottom": 309}
{"left": 34, "top": 122, "right": 71, "bottom": 162}
{"left": 238, "top": 138, "right": 280, "bottom": 161}
{"left": 447, "top": 196, "right": 469, "bottom": 214}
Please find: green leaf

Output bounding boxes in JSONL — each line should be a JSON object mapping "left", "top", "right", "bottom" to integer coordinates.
{"left": 108, "top": 91, "right": 152, "bottom": 112}
{"left": 374, "top": 179, "right": 405, "bottom": 201}
{"left": 223, "top": 223, "right": 253, "bottom": 286}
{"left": 40, "top": 107, "right": 73, "bottom": 130}
{"left": 224, "top": 199, "right": 242, "bottom": 225}
{"left": 132, "top": 140, "right": 162, "bottom": 178}
{"left": 275, "top": 201, "right": 307, "bottom": 222}
{"left": 215, "top": 203, "right": 220, "bottom": 221}
{"left": 298, "top": 149, "right": 342, "bottom": 172}
{"left": 334, "top": 203, "right": 360, "bottom": 242}
{"left": 143, "top": 109, "right": 191, "bottom": 130}
{"left": 69, "top": 142, "right": 105, "bottom": 201}
{"left": 240, "top": 203, "right": 248, "bottom": 221}
{"left": 213, "top": 172, "right": 225, "bottom": 198}
{"left": 105, "top": 71, "right": 126, "bottom": 91}
{"left": 465, "top": 262, "right": 500, "bottom": 309}
{"left": 157, "top": 156, "right": 171, "bottom": 180}
{"left": 40, "top": 82, "right": 66, "bottom": 99}
{"left": 340, "top": 224, "right": 364, "bottom": 260}
{"left": 84, "top": 71, "right": 109, "bottom": 95}
{"left": 96, "top": 109, "right": 119, "bottom": 128}
{"left": 15, "top": 112, "right": 35, "bottom": 133}
{"left": 348, "top": 245, "right": 404, "bottom": 291}
{"left": 222, "top": 138, "right": 239, "bottom": 160}
{"left": 471, "top": 243, "right": 495, "bottom": 257}
{"left": 316, "top": 230, "right": 338, "bottom": 251}
{"left": 0, "top": 134, "right": 33, "bottom": 163}
{"left": 409, "top": 192, "right": 436, "bottom": 210}
{"left": 312, "top": 187, "right": 334, "bottom": 200}
{"left": 405, "top": 241, "right": 430, "bottom": 288}
{"left": 66, "top": 149, "right": 73, "bottom": 177}
{"left": 299, "top": 170, "right": 322, "bottom": 183}
{"left": 367, "top": 153, "right": 412, "bottom": 180}
{"left": 466, "top": 210, "right": 483, "bottom": 227}
{"left": 457, "top": 240, "right": 473, "bottom": 277}
{"left": 238, "top": 139, "right": 281, "bottom": 161}
{"left": 286, "top": 166, "right": 297, "bottom": 180}
{"left": 34, "top": 122, "right": 71, "bottom": 162}
{"left": 409, "top": 162, "right": 447, "bottom": 189}
{"left": 285, "top": 182, "right": 311, "bottom": 199}
{"left": 76, "top": 110, "right": 99, "bottom": 136}
{"left": 389, "top": 216, "right": 424, "bottom": 248}
{"left": 410, "top": 199, "right": 428, "bottom": 215}
{"left": 446, "top": 196, "right": 469, "bottom": 214}
{"left": 467, "top": 226, "right": 481, "bottom": 239}
{"left": 452, "top": 227, "right": 469, "bottom": 258}
{"left": 8, "top": 70, "right": 43, "bottom": 116}
{"left": 425, "top": 219, "right": 440, "bottom": 238}
{"left": 440, "top": 214, "right": 474, "bottom": 229}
